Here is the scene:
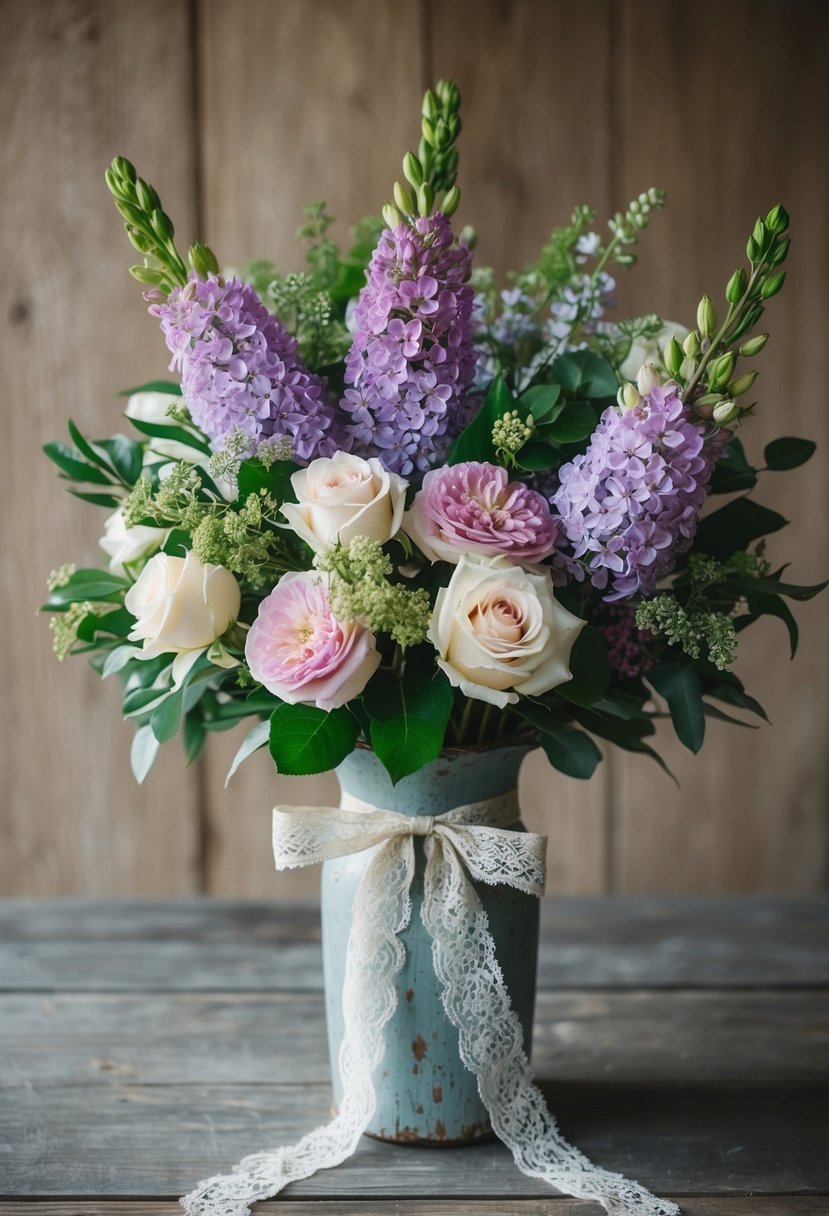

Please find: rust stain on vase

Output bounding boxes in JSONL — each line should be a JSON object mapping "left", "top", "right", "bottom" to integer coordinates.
{"left": 412, "top": 1033, "right": 428, "bottom": 1062}
{"left": 432, "top": 1085, "right": 442, "bottom": 1103}
{"left": 405, "top": 988, "right": 415, "bottom": 1003}
{"left": 434, "top": 1119, "right": 447, "bottom": 1140}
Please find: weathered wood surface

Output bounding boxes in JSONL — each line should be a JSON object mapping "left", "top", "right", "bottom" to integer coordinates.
{"left": 2, "top": 989, "right": 826, "bottom": 1087}
{"left": 1, "top": 897, "right": 825, "bottom": 989}
{"left": 0, "top": 897, "right": 826, "bottom": 1206}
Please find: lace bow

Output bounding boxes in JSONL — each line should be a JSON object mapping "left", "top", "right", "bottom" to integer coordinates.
{"left": 181, "top": 790, "right": 679, "bottom": 1216}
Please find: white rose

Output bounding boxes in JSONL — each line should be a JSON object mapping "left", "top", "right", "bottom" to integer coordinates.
{"left": 125, "top": 551, "right": 241, "bottom": 658}
{"left": 99, "top": 511, "right": 168, "bottom": 578}
{"left": 281, "top": 451, "right": 407, "bottom": 551}
{"left": 619, "top": 320, "right": 689, "bottom": 381}
{"left": 126, "top": 391, "right": 235, "bottom": 502}
{"left": 430, "top": 556, "right": 585, "bottom": 708}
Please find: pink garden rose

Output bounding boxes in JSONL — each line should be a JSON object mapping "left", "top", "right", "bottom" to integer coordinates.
{"left": 245, "top": 571, "right": 380, "bottom": 711}
{"left": 404, "top": 461, "right": 558, "bottom": 566}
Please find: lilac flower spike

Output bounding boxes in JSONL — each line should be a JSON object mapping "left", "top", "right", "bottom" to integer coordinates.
{"left": 341, "top": 214, "right": 476, "bottom": 476}
{"left": 150, "top": 275, "right": 347, "bottom": 463}
{"left": 551, "top": 382, "right": 722, "bottom": 601}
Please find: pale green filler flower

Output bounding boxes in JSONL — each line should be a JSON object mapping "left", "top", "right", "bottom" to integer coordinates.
{"left": 47, "top": 563, "right": 76, "bottom": 592}
{"left": 492, "top": 410, "right": 535, "bottom": 465}
{"left": 316, "top": 536, "right": 431, "bottom": 649}
{"left": 50, "top": 601, "right": 95, "bottom": 660}
{"left": 636, "top": 594, "right": 736, "bottom": 671}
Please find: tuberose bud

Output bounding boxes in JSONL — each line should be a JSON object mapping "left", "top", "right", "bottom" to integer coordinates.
{"left": 636, "top": 362, "right": 660, "bottom": 395}
{"left": 729, "top": 371, "right": 758, "bottom": 396}
{"left": 662, "top": 337, "right": 684, "bottom": 378}
{"left": 739, "top": 333, "right": 769, "bottom": 357}
{"left": 712, "top": 400, "right": 740, "bottom": 426}
{"left": 697, "top": 294, "right": 717, "bottom": 337}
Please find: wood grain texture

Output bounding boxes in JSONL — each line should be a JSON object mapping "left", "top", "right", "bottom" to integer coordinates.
{"left": 0, "top": 0, "right": 201, "bottom": 896}
{"left": 3, "top": 988, "right": 825, "bottom": 1087}
{"left": 429, "top": 0, "right": 614, "bottom": 894}
{"left": 5, "top": 1204, "right": 829, "bottom": 1216}
{"left": 196, "top": 0, "right": 425, "bottom": 897}
{"left": 2, "top": 896, "right": 825, "bottom": 990}
{"left": 2, "top": 1080, "right": 825, "bottom": 1196}
{"left": 611, "top": 0, "right": 829, "bottom": 893}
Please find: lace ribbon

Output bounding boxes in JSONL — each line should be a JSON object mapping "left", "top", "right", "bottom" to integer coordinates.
{"left": 181, "top": 792, "right": 679, "bottom": 1216}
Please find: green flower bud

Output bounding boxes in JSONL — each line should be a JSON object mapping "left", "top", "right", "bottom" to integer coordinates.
{"left": 747, "top": 235, "right": 760, "bottom": 263}
{"left": 403, "top": 151, "right": 423, "bottom": 187}
{"left": 760, "top": 271, "right": 786, "bottom": 299}
{"left": 114, "top": 199, "right": 146, "bottom": 229}
{"left": 708, "top": 351, "right": 736, "bottom": 388}
{"left": 695, "top": 393, "right": 723, "bottom": 407}
{"left": 739, "top": 333, "right": 769, "bottom": 357}
{"left": 770, "top": 236, "right": 790, "bottom": 267}
{"left": 416, "top": 182, "right": 434, "bottom": 215}
{"left": 752, "top": 217, "right": 767, "bottom": 247}
{"left": 682, "top": 331, "right": 701, "bottom": 358}
{"left": 765, "top": 203, "right": 789, "bottom": 234}
{"left": 112, "top": 156, "right": 137, "bottom": 184}
{"left": 126, "top": 227, "right": 152, "bottom": 254}
{"left": 712, "top": 399, "right": 740, "bottom": 426}
{"left": 422, "top": 89, "right": 437, "bottom": 121}
{"left": 618, "top": 383, "right": 644, "bottom": 410}
{"left": 662, "top": 336, "right": 684, "bottom": 378}
{"left": 136, "top": 178, "right": 161, "bottom": 214}
{"left": 729, "top": 371, "right": 758, "bottom": 396}
{"left": 697, "top": 294, "right": 717, "bottom": 337}
{"left": 393, "top": 180, "right": 415, "bottom": 215}
{"left": 188, "top": 242, "right": 219, "bottom": 278}
{"left": 459, "top": 225, "right": 477, "bottom": 249}
{"left": 680, "top": 356, "right": 697, "bottom": 380}
{"left": 129, "top": 264, "right": 168, "bottom": 287}
{"left": 150, "top": 209, "right": 174, "bottom": 242}
{"left": 441, "top": 185, "right": 461, "bottom": 217}
{"left": 382, "top": 202, "right": 403, "bottom": 229}
{"left": 725, "top": 267, "right": 747, "bottom": 304}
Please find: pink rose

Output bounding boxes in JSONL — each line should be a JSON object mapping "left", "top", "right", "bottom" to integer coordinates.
{"left": 404, "top": 461, "right": 558, "bottom": 566}
{"left": 245, "top": 571, "right": 380, "bottom": 711}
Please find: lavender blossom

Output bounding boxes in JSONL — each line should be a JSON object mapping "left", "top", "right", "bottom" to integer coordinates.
{"left": 150, "top": 275, "right": 347, "bottom": 463}
{"left": 551, "top": 382, "right": 722, "bottom": 601}
{"left": 341, "top": 214, "right": 476, "bottom": 476}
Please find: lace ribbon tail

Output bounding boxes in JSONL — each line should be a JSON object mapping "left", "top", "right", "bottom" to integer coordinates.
{"left": 420, "top": 836, "right": 681, "bottom": 1216}
{"left": 180, "top": 837, "right": 415, "bottom": 1216}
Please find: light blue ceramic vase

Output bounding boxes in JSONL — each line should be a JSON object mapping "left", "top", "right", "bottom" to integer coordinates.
{"left": 321, "top": 743, "right": 540, "bottom": 1144}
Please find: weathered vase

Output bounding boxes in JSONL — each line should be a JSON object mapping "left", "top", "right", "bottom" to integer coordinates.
{"left": 321, "top": 742, "right": 540, "bottom": 1145}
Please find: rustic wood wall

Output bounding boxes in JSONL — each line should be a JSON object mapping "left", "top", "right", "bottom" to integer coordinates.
{"left": 2, "top": 0, "right": 826, "bottom": 899}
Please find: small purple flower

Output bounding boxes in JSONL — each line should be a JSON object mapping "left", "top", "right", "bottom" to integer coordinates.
{"left": 405, "top": 461, "right": 559, "bottom": 566}
{"left": 551, "top": 382, "right": 723, "bottom": 601}
{"left": 150, "top": 275, "right": 349, "bottom": 463}
{"left": 341, "top": 214, "right": 477, "bottom": 477}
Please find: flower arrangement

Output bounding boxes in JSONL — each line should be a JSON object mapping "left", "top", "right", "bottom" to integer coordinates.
{"left": 44, "top": 80, "right": 825, "bottom": 789}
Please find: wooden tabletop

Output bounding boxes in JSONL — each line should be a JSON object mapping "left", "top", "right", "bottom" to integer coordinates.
{"left": 0, "top": 896, "right": 827, "bottom": 1216}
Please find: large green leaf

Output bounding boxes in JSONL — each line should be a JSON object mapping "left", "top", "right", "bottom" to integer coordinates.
{"left": 514, "top": 701, "right": 602, "bottom": 779}
{"left": 733, "top": 592, "right": 799, "bottom": 658}
{"left": 43, "top": 442, "right": 114, "bottom": 486}
{"left": 710, "top": 437, "right": 757, "bottom": 494}
{"left": 130, "top": 724, "right": 160, "bottom": 784}
{"left": 128, "top": 417, "right": 211, "bottom": 456}
{"left": 649, "top": 663, "right": 706, "bottom": 753}
{"left": 43, "top": 568, "right": 129, "bottom": 609}
{"left": 763, "top": 436, "right": 817, "bottom": 471}
{"left": 364, "top": 665, "right": 453, "bottom": 783}
{"left": 226, "top": 718, "right": 272, "bottom": 784}
{"left": 448, "top": 375, "right": 515, "bottom": 465}
{"left": 95, "top": 435, "right": 144, "bottom": 485}
{"left": 236, "top": 457, "right": 299, "bottom": 506}
{"left": 547, "top": 400, "right": 598, "bottom": 444}
{"left": 269, "top": 703, "right": 359, "bottom": 775}
{"left": 695, "top": 498, "right": 788, "bottom": 558}
{"left": 549, "top": 350, "right": 618, "bottom": 400}
{"left": 555, "top": 626, "right": 609, "bottom": 707}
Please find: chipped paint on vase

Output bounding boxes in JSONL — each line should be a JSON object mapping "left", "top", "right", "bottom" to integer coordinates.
{"left": 321, "top": 743, "right": 540, "bottom": 1145}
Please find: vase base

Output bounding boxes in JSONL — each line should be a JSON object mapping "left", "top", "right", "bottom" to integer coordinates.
{"left": 331, "top": 1104, "right": 494, "bottom": 1147}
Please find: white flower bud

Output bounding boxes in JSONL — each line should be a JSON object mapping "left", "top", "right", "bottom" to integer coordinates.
{"left": 636, "top": 362, "right": 660, "bottom": 396}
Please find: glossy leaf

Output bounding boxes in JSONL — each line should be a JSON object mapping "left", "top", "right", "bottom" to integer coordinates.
{"left": 555, "top": 626, "right": 610, "bottom": 707}
{"left": 549, "top": 350, "right": 618, "bottom": 400}
{"left": 269, "top": 703, "right": 359, "bottom": 775}
{"left": 130, "top": 724, "right": 160, "bottom": 784}
{"left": 649, "top": 663, "right": 706, "bottom": 753}
{"left": 43, "top": 442, "right": 113, "bottom": 486}
{"left": 710, "top": 437, "right": 757, "bottom": 494}
{"left": 514, "top": 701, "right": 602, "bottom": 779}
{"left": 226, "top": 718, "right": 271, "bottom": 784}
{"left": 448, "top": 375, "right": 515, "bottom": 465}
{"left": 117, "top": 380, "right": 182, "bottom": 397}
{"left": 364, "top": 665, "right": 453, "bottom": 783}
{"left": 763, "top": 436, "right": 817, "bottom": 471}
{"left": 695, "top": 498, "right": 787, "bottom": 558}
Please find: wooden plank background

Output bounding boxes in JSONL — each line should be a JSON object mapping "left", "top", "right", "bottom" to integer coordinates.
{"left": 2, "top": 0, "right": 827, "bottom": 898}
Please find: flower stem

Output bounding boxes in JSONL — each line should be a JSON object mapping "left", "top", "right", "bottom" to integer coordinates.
{"left": 476, "top": 702, "right": 496, "bottom": 746}
{"left": 455, "top": 697, "right": 476, "bottom": 745}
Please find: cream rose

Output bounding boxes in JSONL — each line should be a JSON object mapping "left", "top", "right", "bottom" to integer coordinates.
{"left": 280, "top": 451, "right": 407, "bottom": 552}
{"left": 125, "top": 551, "right": 241, "bottom": 658}
{"left": 619, "top": 320, "right": 689, "bottom": 381}
{"left": 430, "top": 556, "right": 584, "bottom": 707}
{"left": 99, "top": 510, "right": 168, "bottom": 577}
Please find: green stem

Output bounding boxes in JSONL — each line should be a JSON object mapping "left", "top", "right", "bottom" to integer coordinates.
{"left": 683, "top": 262, "right": 764, "bottom": 398}
{"left": 475, "top": 702, "right": 496, "bottom": 746}
{"left": 455, "top": 697, "right": 476, "bottom": 745}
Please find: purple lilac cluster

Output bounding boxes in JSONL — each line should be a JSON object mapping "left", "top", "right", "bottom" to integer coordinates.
{"left": 341, "top": 214, "right": 476, "bottom": 476}
{"left": 150, "top": 275, "right": 346, "bottom": 462}
{"left": 597, "top": 604, "right": 655, "bottom": 679}
{"left": 551, "top": 382, "right": 722, "bottom": 601}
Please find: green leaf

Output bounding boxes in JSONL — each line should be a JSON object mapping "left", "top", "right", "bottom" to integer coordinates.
{"left": 519, "top": 383, "right": 563, "bottom": 422}
{"left": 547, "top": 399, "right": 598, "bottom": 444}
{"left": 95, "top": 435, "right": 144, "bottom": 485}
{"left": 183, "top": 713, "right": 207, "bottom": 765}
{"left": 43, "top": 568, "right": 129, "bottom": 609}
{"left": 702, "top": 702, "right": 759, "bottom": 730}
{"left": 226, "top": 718, "right": 271, "bottom": 784}
{"left": 102, "top": 645, "right": 139, "bottom": 677}
{"left": 734, "top": 591, "right": 799, "bottom": 658}
{"left": 515, "top": 440, "right": 558, "bottom": 471}
{"left": 269, "top": 703, "right": 359, "bottom": 775}
{"left": 236, "top": 458, "right": 299, "bottom": 505}
{"left": 67, "top": 419, "right": 111, "bottom": 470}
{"left": 555, "top": 626, "right": 610, "bottom": 707}
{"left": 705, "top": 679, "right": 769, "bottom": 722}
{"left": 128, "top": 417, "right": 211, "bottom": 456}
{"left": 364, "top": 664, "right": 453, "bottom": 783}
{"left": 723, "top": 574, "right": 828, "bottom": 602}
{"left": 763, "top": 436, "right": 817, "bottom": 471}
{"left": 695, "top": 498, "right": 787, "bottom": 558}
{"left": 549, "top": 350, "right": 618, "bottom": 400}
{"left": 514, "top": 701, "right": 602, "bottom": 779}
{"left": 130, "top": 724, "right": 160, "bottom": 784}
{"left": 448, "top": 375, "right": 515, "bottom": 465}
{"left": 649, "top": 663, "right": 706, "bottom": 753}
{"left": 117, "top": 380, "right": 182, "bottom": 397}
{"left": 43, "top": 442, "right": 114, "bottom": 486}
{"left": 150, "top": 688, "right": 185, "bottom": 742}
{"left": 69, "top": 489, "right": 123, "bottom": 508}
{"left": 710, "top": 437, "right": 757, "bottom": 494}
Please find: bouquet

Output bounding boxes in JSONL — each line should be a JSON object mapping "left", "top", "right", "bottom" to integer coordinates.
{"left": 44, "top": 79, "right": 825, "bottom": 789}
